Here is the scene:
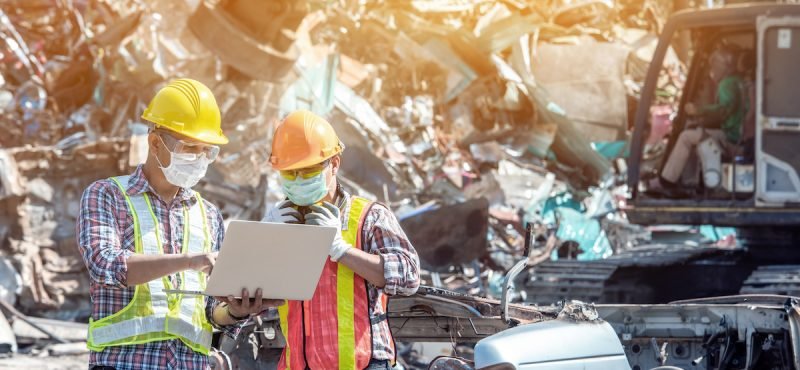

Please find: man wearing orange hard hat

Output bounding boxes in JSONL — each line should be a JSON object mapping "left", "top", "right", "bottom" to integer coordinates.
{"left": 78, "top": 79, "right": 281, "bottom": 370}
{"left": 264, "top": 110, "right": 421, "bottom": 370}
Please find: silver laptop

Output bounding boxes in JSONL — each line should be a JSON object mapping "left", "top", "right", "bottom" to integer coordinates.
{"left": 166, "top": 220, "right": 336, "bottom": 301}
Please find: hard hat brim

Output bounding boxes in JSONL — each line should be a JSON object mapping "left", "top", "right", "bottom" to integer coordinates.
{"left": 144, "top": 116, "right": 230, "bottom": 146}
{"left": 271, "top": 151, "right": 340, "bottom": 171}
{"left": 190, "top": 130, "right": 229, "bottom": 146}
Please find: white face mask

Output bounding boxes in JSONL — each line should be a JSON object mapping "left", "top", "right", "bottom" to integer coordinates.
{"left": 156, "top": 138, "right": 211, "bottom": 188}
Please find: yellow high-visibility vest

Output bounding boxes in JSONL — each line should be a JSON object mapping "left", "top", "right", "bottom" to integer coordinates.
{"left": 87, "top": 176, "right": 213, "bottom": 354}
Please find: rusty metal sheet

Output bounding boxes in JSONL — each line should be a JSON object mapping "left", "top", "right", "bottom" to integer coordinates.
{"left": 400, "top": 198, "right": 490, "bottom": 271}
{"left": 533, "top": 41, "right": 630, "bottom": 142}
{"left": 188, "top": 0, "right": 300, "bottom": 82}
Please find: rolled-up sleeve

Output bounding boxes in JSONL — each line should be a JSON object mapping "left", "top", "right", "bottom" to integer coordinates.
{"left": 204, "top": 205, "right": 246, "bottom": 338}
{"left": 206, "top": 299, "right": 245, "bottom": 339}
{"left": 77, "top": 181, "right": 132, "bottom": 289}
{"left": 365, "top": 204, "right": 420, "bottom": 296}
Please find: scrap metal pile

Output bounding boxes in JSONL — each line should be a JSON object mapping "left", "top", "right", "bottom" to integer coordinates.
{"left": 0, "top": 0, "right": 700, "bottom": 365}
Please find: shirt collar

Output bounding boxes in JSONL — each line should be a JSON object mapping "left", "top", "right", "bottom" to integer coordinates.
{"left": 126, "top": 165, "right": 196, "bottom": 202}
{"left": 335, "top": 182, "right": 351, "bottom": 209}
{"left": 336, "top": 183, "right": 353, "bottom": 231}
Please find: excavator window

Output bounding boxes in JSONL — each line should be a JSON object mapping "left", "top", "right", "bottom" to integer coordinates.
{"left": 645, "top": 28, "right": 756, "bottom": 200}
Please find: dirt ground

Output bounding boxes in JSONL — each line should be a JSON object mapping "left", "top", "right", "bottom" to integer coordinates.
{"left": 0, "top": 353, "right": 88, "bottom": 369}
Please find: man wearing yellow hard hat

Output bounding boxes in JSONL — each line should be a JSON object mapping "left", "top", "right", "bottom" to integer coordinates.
{"left": 78, "top": 79, "right": 281, "bottom": 370}
{"left": 264, "top": 110, "right": 421, "bottom": 370}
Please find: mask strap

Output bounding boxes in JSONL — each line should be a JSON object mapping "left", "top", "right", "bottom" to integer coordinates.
{"left": 154, "top": 135, "right": 171, "bottom": 170}
{"left": 331, "top": 174, "right": 345, "bottom": 207}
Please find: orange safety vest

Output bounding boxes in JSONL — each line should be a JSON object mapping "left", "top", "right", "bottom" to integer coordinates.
{"left": 278, "top": 196, "right": 394, "bottom": 370}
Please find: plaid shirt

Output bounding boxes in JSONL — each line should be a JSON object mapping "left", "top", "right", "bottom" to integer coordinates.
{"left": 270, "top": 189, "right": 421, "bottom": 363}
{"left": 350, "top": 190, "right": 421, "bottom": 362}
{"left": 77, "top": 165, "right": 236, "bottom": 370}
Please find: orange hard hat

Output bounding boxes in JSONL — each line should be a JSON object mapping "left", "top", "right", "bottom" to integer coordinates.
{"left": 270, "top": 110, "right": 344, "bottom": 171}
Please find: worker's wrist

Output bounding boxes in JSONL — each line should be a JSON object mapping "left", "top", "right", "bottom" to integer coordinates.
{"left": 330, "top": 243, "right": 351, "bottom": 262}
{"left": 225, "top": 304, "right": 250, "bottom": 321}
{"left": 187, "top": 253, "right": 209, "bottom": 271}
{"left": 329, "top": 241, "right": 353, "bottom": 262}
{"left": 186, "top": 253, "right": 201, "bottom": 270}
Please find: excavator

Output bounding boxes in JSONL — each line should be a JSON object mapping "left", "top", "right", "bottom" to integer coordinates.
{"left": 521, "top": 3, "right": 800, "bottom": 306}
{"left": 624, "top": 3, "right": 800, "bottom": 298}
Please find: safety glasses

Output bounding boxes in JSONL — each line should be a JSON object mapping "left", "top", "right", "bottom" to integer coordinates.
{"left": 280, "top": 159, "right": 331, "bottom": 181}
{"left": 157, "top": 131, "right": 220, "bottom": 161}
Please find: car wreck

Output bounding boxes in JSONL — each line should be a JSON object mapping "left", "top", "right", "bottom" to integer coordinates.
{"left": 397, "top": 291, "right": 800, "bottom": 370}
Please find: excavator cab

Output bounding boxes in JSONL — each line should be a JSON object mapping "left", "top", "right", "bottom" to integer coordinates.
{"left": 627, "top": 4, "right": 800, "bottom": 230}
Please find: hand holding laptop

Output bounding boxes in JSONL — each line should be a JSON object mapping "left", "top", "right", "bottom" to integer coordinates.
{"left": 186, "top": 251, "right": 283, "bottom": 315}
{"left": 216, "top": 288, "right": 285, "bottom": 318}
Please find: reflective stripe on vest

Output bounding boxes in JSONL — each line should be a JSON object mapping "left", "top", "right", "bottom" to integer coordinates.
{"left": 87, "top": 176, "right": 213, "bottom": 354}
{"left": 278, "top": 197, "right": 392, "bottom": 370}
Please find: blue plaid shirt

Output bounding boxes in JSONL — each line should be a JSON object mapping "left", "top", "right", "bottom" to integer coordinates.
{"left": 77, "top": 165, "right": 237, "bottom": 370}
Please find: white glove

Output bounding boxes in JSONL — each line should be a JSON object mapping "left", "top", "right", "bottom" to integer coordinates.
{"left": 262, "top": 200, "right": 302, "bottom": 224}
{"left": 305, "top": 202, "right": 351, "bottom": 261}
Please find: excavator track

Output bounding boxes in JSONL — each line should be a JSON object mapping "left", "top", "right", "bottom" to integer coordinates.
{"left": 524, "top": 244, "right": 746, "bottom": 304}
{"left": 524, "top": 261, "right": 618, "bottom": 305}
{"left": 740, "top": 265, "right": 800, "bottom": 296}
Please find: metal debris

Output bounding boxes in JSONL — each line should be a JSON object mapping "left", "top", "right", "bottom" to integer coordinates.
{"left": 399, "top": 198, "right": 490, "bottom": 272}
{"left": 0, "top": 310, "right": 15, "bottom": 355}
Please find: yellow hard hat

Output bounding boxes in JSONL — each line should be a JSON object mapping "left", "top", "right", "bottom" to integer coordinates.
{"left": 270, "top": 110, "right": 343, "bottom": 171}
{"left": 142, "top": 78, "right": 229, "bottom": 145}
